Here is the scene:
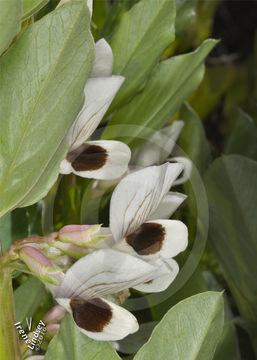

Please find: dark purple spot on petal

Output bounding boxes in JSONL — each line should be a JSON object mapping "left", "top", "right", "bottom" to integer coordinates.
{"left": 67, "top": 144, "right": 108, "bottom": 172}
{"left": 126, "top": 222, "right": 165, "bottom": 255}
{"left": 70, "top": 297, "right": 112, "bottom": 333}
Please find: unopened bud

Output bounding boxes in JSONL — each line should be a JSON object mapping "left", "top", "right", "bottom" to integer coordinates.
{"left": 19, "top": 247, "right": 64, "bottom": 286}
{"left": 45, "top": 324, "right": 60, "bottom": 339}
{"left": 43, "top": 305, "right": 66, "bottom": 324}
{"left": 53, "top": 242, "right": 89, "bottom": 258}
{"left": 58, "top": 224, "right": 108, "bottom": 248}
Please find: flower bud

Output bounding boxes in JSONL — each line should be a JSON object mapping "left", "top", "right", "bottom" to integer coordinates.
{"left": 53, "top": 242, "right": 89, "bottom": 258}
{"left": 43, "top": 305, "right": 66, "bottom": 324}
{"left": 19, "top": 246, "right": 64, "bottom": 286}
{"left": 45, "top": 324, "right": 60, "bottom": 339}
{"left": 58, "top": 224, "right": 108, "bottom": 248}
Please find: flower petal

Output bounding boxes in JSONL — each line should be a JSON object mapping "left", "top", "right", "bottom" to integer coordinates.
{"left": 131, "top": 121, "right": 184, "bottom": 167}
{"left": 148, "top": 191, "right": 187, "bottom": 220}
{"left": 57, "top": 297, "right": 138, "bottom": 341}
{"left": 110, "top": 163, "right": 184, "bottom": 241}
{"left": 55, "top": 249, "right": 169, "bottom": 299}
{"left": 68, "top": 140, "right": 131, "bottom": 180}
{"left": 169, "top": 156, "right": 192, "bottom": 185}
{"left": 115, "top": 219, "right": 188, "bottom": 259}
{"left": 68, "top": 76, "right": 124, "bottom": 150}
{"left": 90, "top": 39, "right": 114, "bottom": 77}
{"left": 133, "top": 258, "right": 179, "bottom": 293}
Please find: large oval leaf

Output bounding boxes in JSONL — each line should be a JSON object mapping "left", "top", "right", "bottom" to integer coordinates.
{"left": 22, "top": 0, "right": 50, "bottom": 20}
{"left": 45, "top": 314, "right": 121, "bottom": 360}
{"left": 0, "top": 0, "right": 22, "bottom": 55}
{"left": 134, "top": 292, "right": 224, "bottom": 360}
{"left": 14, "top": 276, "right": 46, "bottom": 325}
{"left": 102, "top": 39, "right": 217, "bottom": 149}
{"left": 0, "top": 2, "right": 94, "bottom": 218}
{"left": 204, "top": 155, "right": 257, "bottom": 322}
{"left": 109, "top": 0, "right": 176, "bottom": 108}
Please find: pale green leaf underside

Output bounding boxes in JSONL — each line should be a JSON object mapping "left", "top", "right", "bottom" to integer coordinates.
{"left": 0, "top": 0, "right": 22, "bottom": 56}
{"left": 134, "top": 292, "right": 224, "bottom": 360}
{"left": 45, "top": 314, "right": 121, "bottom": 360}
{"left": 204, "top": 155, "right": 257, "bottom": 322}
{"left": 109, "top": 0, "right": 176, "bottom": 108}
{"left": 22, "top": 0, "right": 50, "bottom": 20}
{"left": 0, "top": 1, "right": 95, "bottom": 218}
{"left": 103, "top": 39, "right": 217, "bottom": 149}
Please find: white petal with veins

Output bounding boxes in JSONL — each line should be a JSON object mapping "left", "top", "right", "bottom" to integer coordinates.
{"left": 56, "top": 249, "right": 169, "bottom": 299}
{"left": 110, "top": 163, "right": 183, "bottom": 241}
{"left": 148, "top": 191, "right": 187, "bottom": 220}
{"left": 170, "top": 156, "right": 192, "bottom": 185}
{"left": 68, "top": 76, "right": 124, "bottom": 150}
{"left": 132, "top": 121, "right": 184, "bottom": 167}
{"left": 91, "top": 39, "right": 114, "bottom": 77}
{"left": 133, "top": 258, "right": 179, "bottom": 292}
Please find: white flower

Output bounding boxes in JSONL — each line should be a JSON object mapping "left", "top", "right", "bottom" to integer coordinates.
{"left": 109, "top": 163, "right": 188, "bottom": 292}
{"left": 52, "top": 164, "right": 188, "bottom": 341}
{"left": 131, "top": 121, "right": 192, "bottom": 185}
{"left": 54, "top": 249, "right": 170, "bottom": 341}
{"left": 60, "top": 39, "right": 131, "bottom": 180}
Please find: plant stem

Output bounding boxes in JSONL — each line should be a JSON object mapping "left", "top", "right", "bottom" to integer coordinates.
{"left": 0, "top": 260, "right": 21, "bottom": 360}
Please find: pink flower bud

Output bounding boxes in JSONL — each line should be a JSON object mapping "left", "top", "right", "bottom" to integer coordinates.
{"left": 19, "top": 246, "right": 64, "bottom": 286}
{"left": 43, "top": 305, "right": 66, "bottom": 324}
{"left": 58, "top": 224, "right": 108, "bottom": 248}
{"left": 45, "top": 324, "right": 60, "bottom": 339}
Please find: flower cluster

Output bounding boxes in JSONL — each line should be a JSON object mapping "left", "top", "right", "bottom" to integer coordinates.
{"left": 6, "top": 34, "right": 190, "bottom": 343}
{"left": 7, "top": 162, "right": 188, "bottom": 341}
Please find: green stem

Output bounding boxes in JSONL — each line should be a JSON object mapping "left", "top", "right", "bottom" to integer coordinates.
{"left": 0, "top": 260, "right": 21, "bottom": 360}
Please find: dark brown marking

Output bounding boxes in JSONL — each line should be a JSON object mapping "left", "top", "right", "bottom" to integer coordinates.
{"left": 67, "top": 144, "right": 108, "bottom": 172}
{"left": 169, "top": 160, "right": 184, "bottom": 179}
{"left": 145, "top": 280, "right": 153, "bottom": 285}
{"left": 126, "top": 222, "right": 165, "bottom": 255}
{"left": 70, "top": 297, "right": 112, "bottom": 332}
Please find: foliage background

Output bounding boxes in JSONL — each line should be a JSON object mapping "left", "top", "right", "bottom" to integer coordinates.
{"left": 0, "top": 0, "right": 257, "bottom": 359}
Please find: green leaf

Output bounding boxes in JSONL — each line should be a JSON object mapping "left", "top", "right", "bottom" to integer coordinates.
{"left": 149, "top": 267, "right": 208, "bottom": 321}
{"left": 0, "top": 0, "right": 22, "bottom": 55}
{"left": 204, "top": 155, "right": 257, "bottom": 322}
{"left": 134, "top": 292, "right": 224, "bottom": 360}
{"left": 0, "top": 213, "right": 12, "bottom": 253}
{"left": 14, "top": 276, "right": 46, "bottom": 325}
{"left": 190, "top": 65, "right": 237, "bottom": 120}
{"left": 118, "top": 322, "right": 156, "bottom": 355}
{"left": 224, "top": 108, "right": 257, "bottom": 160}
{"left": 45, "top": 314, "right": 121, "bottom": 360}
{"left": 22, "top": 0, "right": 50, "bottom": 20}
{"left": 0, "top": 208, "right": 28, "bottom": 252}
{"left": 178, "top": 103, "right": 211, "bottom": 235}
{"left": 102, "top": 39, "right": 217, "bottom": 149}
{"left": 176, "top": 0, "right": 196, "bottom": 35}
{"left": 179, "top": 103, "right": 210, "bottom": 174}
{"left": 0, "top": 2, "right": 94, "bottom": 218}
{"left": 109, "top": 0, "right": 176, "bottom": 109}
{"left": 213, "top": 323, "right": 240, "bottom": 360}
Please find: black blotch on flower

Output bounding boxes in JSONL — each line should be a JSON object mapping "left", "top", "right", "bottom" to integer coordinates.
{"left": 70, "top": 297, "right": 112, "bottom": 332}
{"left": 126, "top": 222, "right": 165, "bottom": 256}
{"left": 67, "top": 144, "right": 108, "bottom": 171}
